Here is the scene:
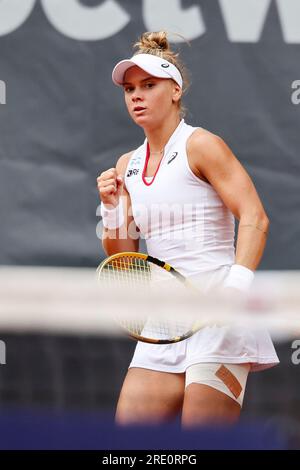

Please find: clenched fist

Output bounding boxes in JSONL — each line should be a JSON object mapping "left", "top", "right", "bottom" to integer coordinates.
{"left": 97, "top": 168, "right": 124, "bottom": 208}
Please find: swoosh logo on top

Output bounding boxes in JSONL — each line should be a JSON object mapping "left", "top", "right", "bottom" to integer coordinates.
{"left": 167, "top": 152, "right": 178, "bottom": 164}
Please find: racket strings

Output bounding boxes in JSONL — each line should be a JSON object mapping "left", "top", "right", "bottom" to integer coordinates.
{"left": 98, "top": 254, "right": 196, "bottom": 342}
{"left": 118, "top": 315, "right": 193, "bottom": 339}
{"left": 100, "top": 256, "right": 152, "bottom": 287}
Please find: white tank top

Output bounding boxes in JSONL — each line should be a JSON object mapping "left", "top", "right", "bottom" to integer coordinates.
{"left": 125, "top": 119, "right": 235, "bottom": 276}
{"left": 125, "top": 120, "right": 279, "bottom": 372}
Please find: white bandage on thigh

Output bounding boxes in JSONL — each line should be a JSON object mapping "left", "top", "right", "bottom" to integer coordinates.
{"left": 185, "top": 363, "right": 251, "bottom": 407}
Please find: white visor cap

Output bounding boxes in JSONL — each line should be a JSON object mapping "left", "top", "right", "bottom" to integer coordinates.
{"left": 112, "top": 53, "right": 183, "bottom": 89}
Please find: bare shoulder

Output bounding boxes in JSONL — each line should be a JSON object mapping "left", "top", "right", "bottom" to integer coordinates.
{"left": 116, "top": 150, "right": 135, "bottom": 175}
{"left": 187, "top": 128, "right": 229, "bottom": 158}
{"left": 186, "top": 128, "right": 237, "bottom": 181}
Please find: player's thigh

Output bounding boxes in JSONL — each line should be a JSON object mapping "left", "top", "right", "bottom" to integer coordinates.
{"left": 115, "top": 367, "right": 185, "bottom": 425}
{"left": 182, "top": 383, "right": 241, "bottom": 427}
{"left": 181, "top": 363, "right": 250, "bottom": 427}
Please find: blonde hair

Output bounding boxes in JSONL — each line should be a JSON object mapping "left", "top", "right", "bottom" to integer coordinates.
{"left": 133, "top": 31, "right": 190, "bottom": 117}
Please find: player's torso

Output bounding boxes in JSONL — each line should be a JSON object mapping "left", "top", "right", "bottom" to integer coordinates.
{"left": 124, "top": 119, "right": 235, "bottom": 274}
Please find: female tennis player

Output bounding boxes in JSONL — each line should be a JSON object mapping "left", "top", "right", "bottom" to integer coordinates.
{"left": 97, "top": 31, "right": 279, "bottom": 427}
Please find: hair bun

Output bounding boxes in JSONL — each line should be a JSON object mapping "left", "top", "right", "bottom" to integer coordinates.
{"left": 134, "top": 31, "right": 170, "bottom": 54}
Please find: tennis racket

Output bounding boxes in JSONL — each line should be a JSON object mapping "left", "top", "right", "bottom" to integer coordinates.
{"left": 97, "top": 252, "right": 203, "bottom": 344}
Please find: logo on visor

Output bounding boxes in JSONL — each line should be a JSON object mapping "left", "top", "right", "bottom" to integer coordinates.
{"left": 161, "top": 63, "right": 170, "bottom": 68}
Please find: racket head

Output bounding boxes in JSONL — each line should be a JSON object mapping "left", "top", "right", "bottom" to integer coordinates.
{"left": 97, "top": 252, "right": 201, "bottom": 344}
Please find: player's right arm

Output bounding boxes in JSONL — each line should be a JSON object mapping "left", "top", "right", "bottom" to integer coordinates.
{"left": 97, "top": 151, "right": 140, "bottom": 255}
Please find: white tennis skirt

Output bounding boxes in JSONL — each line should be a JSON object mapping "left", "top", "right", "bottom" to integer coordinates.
{"left": 129, "top": 266, "right": 280, "bottom": 373}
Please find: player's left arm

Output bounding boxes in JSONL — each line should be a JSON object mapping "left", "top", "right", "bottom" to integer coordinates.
{"left": 187, "top": 130, "right": 269, "bottom": 271}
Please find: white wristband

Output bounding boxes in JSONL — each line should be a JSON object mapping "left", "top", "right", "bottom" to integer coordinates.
{"left": 100, "top": 199, "right": 124, "bottom": 229}
{"left": 223, "top": 264, "right": 254, "bottom": 292}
